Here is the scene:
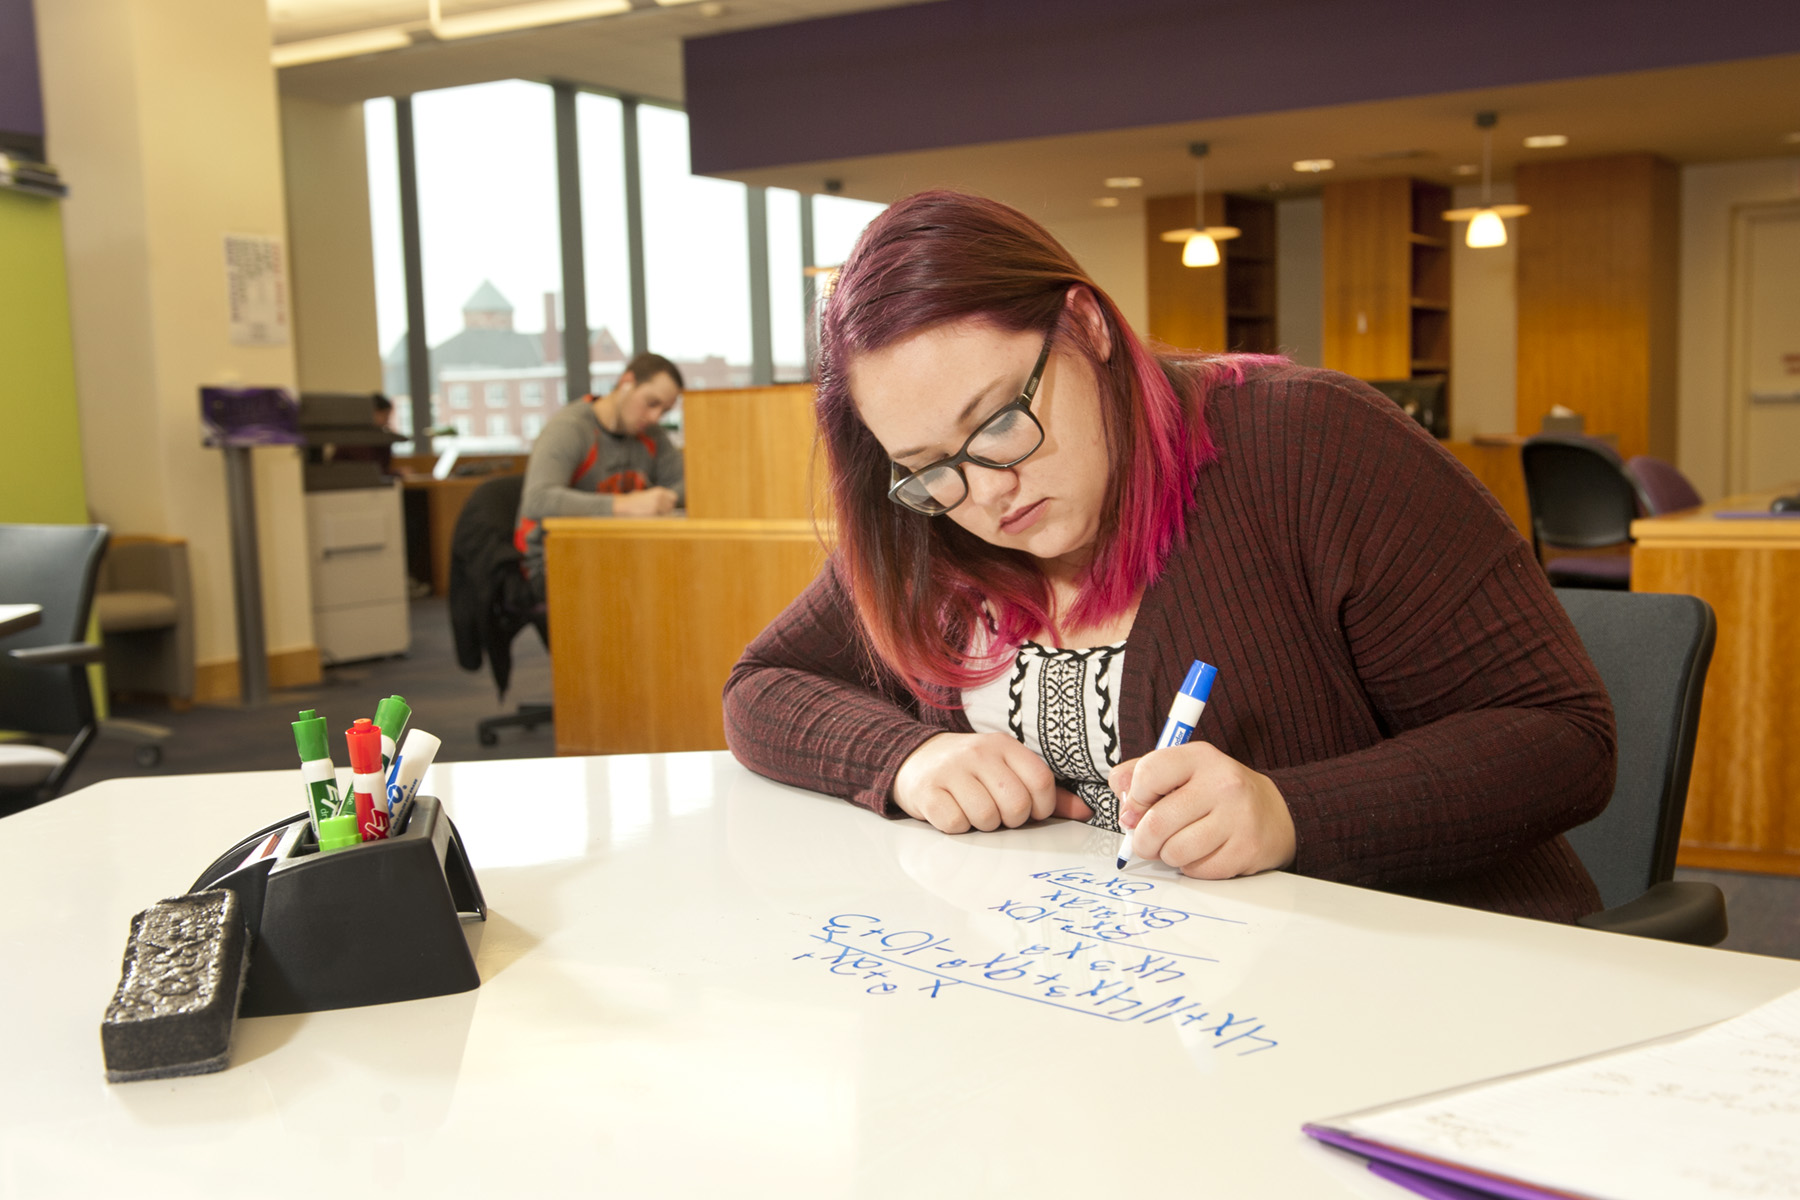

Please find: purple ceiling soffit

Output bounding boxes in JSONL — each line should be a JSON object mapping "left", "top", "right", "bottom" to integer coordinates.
{"left": 684, "top": 0, "right": 1800, "bottom": 175}
{"left": 0, "top": 0, "right": 45, "bottom": 142}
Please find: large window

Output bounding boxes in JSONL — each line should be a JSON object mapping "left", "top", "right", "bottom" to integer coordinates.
{"left": 413, "top": 80, "right": 561, "bottom": 440}
{"left": 639, "top": 104, "right": 751, "bottom": 388}
{"left": 767, "top": 187, "right": 806, "bottom": 382}
{"left": 576, "top": 92, "right": 632, "bottom": 384}
{"left": 814, "top": 193, "right": 887, "bottom": 271}
{"left": 363, "top": 98, "right": 411, "bottom": 438}
{"left": 367, "top": 81, "right": 886, "bottom": 448}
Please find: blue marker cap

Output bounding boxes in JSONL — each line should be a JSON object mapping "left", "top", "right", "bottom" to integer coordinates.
{"left": 1180, "top": 660, "right": 1217, "bottom": 704}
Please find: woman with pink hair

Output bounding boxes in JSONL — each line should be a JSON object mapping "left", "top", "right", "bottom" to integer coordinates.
{"left": 724, "top": 190, "right": 1614, "bottom": 921}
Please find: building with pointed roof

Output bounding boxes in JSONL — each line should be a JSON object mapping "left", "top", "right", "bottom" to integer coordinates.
{"left": 383, "top": 280, "right": 546, "bottom": 400}
{"left": 460, "top": 280, "right": 515, "bottom": 330}
{"left": 381, "top": 282, "right": 755, "bottom": 446}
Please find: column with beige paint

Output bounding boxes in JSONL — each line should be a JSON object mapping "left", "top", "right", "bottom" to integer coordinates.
{"left": 37, "top": 0, "right": 318, "bottom": 701}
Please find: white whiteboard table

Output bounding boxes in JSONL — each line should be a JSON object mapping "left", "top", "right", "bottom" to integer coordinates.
{"left": 0, "top": 603, "right": 42, "bottom": 639}
{"left": 4, "top": 754, "right": 1798, "bottom": 1198}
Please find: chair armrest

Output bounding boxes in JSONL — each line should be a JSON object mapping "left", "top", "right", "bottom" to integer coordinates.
{"left": 1577, "top": 880, "right": 1729, "bottom": 946}
{"left": 8, "top": 642, "right": 105, "bottom": 666}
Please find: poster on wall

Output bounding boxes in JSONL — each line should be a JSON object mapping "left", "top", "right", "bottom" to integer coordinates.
{"left": 223, "top": 233, "right": 289, "bottom": 347}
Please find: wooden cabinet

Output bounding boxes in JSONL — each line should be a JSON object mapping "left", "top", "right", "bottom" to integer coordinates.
{"left": 1322, "top": 176, "right": 1452, "bottom": 406}
{"left": 1145, "top": 192, "right": 1277, "bottom": 353}
{"left": 1632, "top": 490, "right": 1800, "bottom": 876}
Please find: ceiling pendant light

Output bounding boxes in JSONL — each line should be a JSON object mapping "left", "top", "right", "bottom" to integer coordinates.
{"left": 1465, "top": 209, "right": 1508, "bottom": 248}
{"left": 1183, "top": 233, "right": 1221, "bottom": 267}
{"left": 1159, "top": 142, "right": 1240, "bottom": 269}
{"left": 1443, "top": 112, "right": 1530, "bottom": 249}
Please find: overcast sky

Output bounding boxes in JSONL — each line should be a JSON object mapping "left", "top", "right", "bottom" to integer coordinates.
{"left": 364, "top": 81, "right": 884, "bottom": 370}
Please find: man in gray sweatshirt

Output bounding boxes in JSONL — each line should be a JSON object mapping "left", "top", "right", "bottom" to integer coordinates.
{"left": 514, "top": 353, "right": 686, "bottom": 596}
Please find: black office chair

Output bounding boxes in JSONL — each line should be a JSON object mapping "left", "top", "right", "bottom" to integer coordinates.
{"left": 1520, "top": 435, "right": 1651, "bottom": 590}
{"left": 447, "top": 474, "right": 552, "bottom": 745}
{"left": 1556, "top": 588, "right": 1726, "bottom": 945}
{"left": 0, "top": 524, "right": 110, "bottom": 817}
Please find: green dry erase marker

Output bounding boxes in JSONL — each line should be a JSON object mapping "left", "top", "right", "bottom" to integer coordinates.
{"left": 292, "top": 709, "right": 345, "bottom": 836}
{"left": 372, "top": 694, "right": 412, "bottom": 772}
{"left": 317, "top": 813, "right": 361, "bottom": 854}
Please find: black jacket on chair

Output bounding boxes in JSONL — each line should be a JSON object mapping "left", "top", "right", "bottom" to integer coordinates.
{"left": 448, "top": 474, "right": 544, "bottom": 698}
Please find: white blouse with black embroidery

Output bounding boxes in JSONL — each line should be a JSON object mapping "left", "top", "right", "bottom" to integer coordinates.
{"left": 963, "top": 640, "right": 1128, "bottom": 832}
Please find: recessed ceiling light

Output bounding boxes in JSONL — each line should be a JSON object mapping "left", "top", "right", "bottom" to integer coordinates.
{"left": 271, "top": 27, "right": 412, "bottom": 66}
{"left": 1092, "top": 196, "right": 1121, "bottom": 208}
{"left": 1104, "top": 176, "right": 1143, "bottom": 189}
{"left": 1524, "top": 135, "right": 1569, "bottom": 149}
{"left": 1452, "top": 164, "right": 1479, "bottom": 176}
{"left": 1293, "top": 158, "right": 1335, "bottom": 173}
{"left": 430, "top": 0, "right": 632, "bottom": 39}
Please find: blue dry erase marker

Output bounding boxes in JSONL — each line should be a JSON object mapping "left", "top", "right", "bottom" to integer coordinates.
{"left": 1117, "top": 660, "right": 1217, "bottom": 869}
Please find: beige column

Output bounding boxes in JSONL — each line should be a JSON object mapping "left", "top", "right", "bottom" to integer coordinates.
{"left": 37, "top": 0, "right": 319, "bottom": 699}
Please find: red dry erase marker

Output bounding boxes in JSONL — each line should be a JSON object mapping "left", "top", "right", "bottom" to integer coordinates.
{"left": 346, "top": 718, "right": 388, "bottom": 842}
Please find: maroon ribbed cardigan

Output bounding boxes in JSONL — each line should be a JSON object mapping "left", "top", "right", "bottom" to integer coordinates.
{"left": 723, "top": 364, "right": 1615, "bottom": 922}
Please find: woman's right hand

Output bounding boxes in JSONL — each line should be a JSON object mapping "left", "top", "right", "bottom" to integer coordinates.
{"left": 892, "top": 733, "right": 1064, "bottom": 833}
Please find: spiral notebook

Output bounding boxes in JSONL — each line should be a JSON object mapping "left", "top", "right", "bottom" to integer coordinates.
{"left": 1304, "top": 987, "right": 1800, "bottom": 1200}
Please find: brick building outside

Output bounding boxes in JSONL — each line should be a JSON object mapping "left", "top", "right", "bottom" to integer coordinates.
{"left": 383, "top": 281, "right": 750, "bottom": 450}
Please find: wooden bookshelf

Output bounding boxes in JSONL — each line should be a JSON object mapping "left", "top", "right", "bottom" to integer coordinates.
{"left": 1145, "top": 192, "right": 1278, "bottom": 353}
{"left": 1323, "top": 176, "right": 1454, "bottom": 431}
{"left": 1223, "top": 194, "right": 1277, "bottom": 353}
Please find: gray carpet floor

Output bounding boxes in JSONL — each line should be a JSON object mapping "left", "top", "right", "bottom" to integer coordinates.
{"left": 48, "top": 595, "right": 1800, "bottom": 961}
{"left": 68, "top": 595, "right": 556, "bottom": 787}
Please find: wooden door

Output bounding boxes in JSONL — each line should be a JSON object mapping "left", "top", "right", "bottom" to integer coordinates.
{"left": 1729, "top": 201, "right": 1800, "bottom": 491}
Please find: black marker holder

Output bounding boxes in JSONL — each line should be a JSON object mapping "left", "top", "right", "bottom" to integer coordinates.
{"left": 190, "top": 796, "right": 486, "bottom": 1017}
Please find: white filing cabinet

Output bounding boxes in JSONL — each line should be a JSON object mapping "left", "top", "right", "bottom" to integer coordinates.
{"left": 304, "top": 483, "right": 410, "bottom": 663}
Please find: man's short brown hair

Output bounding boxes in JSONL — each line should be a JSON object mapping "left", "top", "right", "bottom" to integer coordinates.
{"left": 624, "top": 353, "right": 684, "bottom": 392}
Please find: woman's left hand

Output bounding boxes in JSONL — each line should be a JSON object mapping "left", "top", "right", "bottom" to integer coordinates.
{"left": 1109, "top": 743, "right": 1296, "bottom": 878}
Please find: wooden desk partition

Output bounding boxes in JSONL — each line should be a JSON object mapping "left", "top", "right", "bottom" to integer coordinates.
{"left": 545, "top": 517, "right": 829, "bottom": 755}
{"left": 681, "top": 384, "right": 827, "bottom": 519}
{"left": 1632, "top": 489, "right": 1800, "bottom": 876}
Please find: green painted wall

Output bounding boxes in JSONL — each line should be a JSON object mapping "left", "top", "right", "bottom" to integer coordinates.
{"left": 0, "top": 189, "right": 88, "bottom": 524}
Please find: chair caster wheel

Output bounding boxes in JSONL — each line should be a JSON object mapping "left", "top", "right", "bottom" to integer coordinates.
{"left": 479, "top": 730, "right": 498, "bottom": 746}
{"left": 134, "top": 744, "right": 163, "bottom": 768}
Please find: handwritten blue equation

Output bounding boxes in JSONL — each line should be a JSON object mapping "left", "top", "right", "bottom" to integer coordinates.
{"left": 792, "top": 868, "right": 1279, "bottom": 1056}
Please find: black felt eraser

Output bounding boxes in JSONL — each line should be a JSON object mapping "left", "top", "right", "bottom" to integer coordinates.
{"left": 101, "top": 889, "right": 250, "bottom": 1083}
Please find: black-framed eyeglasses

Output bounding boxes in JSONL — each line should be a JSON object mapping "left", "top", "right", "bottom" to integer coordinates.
{"left": 886, "top": 328, "right": 1054, "bottom": 516}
